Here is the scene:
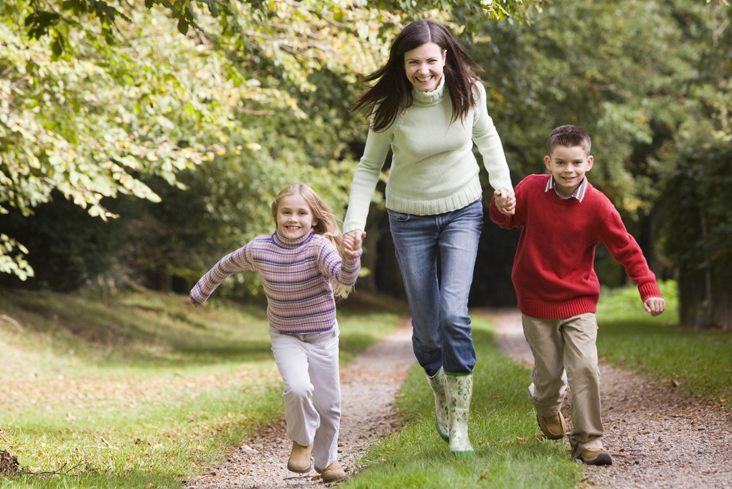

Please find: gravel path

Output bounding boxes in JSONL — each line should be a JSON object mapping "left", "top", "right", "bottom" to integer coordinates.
{"left": 485, "top": 308, "right": 732, "bottom": 489}
{"left": 184, "top": 320, "right": 415, "bottom": 488}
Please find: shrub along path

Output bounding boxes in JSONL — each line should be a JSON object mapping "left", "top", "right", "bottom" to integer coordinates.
{"left": 184, "top": 319, "right": 416, "bottom": 488}
{"left": 486, "top": 308, "right": 732, "bottom": 489}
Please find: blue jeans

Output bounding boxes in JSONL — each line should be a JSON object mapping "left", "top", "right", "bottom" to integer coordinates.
{"left": 388, "top": 198, "right": 483, "bottom": 376}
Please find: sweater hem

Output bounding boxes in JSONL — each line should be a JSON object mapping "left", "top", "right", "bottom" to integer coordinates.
{"left": 518, "top": 297, "right": 598, "bottom": 319}
{"left": 386, "top": 178, "right": 483, "bottom": 216}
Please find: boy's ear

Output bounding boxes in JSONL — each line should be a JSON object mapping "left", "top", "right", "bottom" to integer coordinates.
{"left": 586, "top": 155, "right": 594, "bottom": 171}
{"left": 544, "top": 155, "right": 552, "bottom": 171}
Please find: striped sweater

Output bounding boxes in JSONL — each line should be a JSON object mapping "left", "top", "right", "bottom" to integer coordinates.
{"left": 190, "top": 229, "right": 361, "bottom": 334}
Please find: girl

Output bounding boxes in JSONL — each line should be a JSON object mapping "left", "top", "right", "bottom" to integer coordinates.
{"left": 190, "top": 183, "right": 361, "bottom": 483}
{"left": 344, "top": 20, "right": 515, "bottom": 456}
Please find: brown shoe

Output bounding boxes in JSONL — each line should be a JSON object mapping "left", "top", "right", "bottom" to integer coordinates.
{"left": 537, "top": 412, "right": 566, "bottom": 440}
{"left": 287, "top": 441, "right": 313, "bottom": 473}
{"left": 580, "top": 448, "right": 613, "bottom": 466}
{"left": 315, "top": 460, "right": 347, "bottom": 483}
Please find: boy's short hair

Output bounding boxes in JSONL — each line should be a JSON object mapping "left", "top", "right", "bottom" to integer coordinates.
{"left": 547, "top": 125, "right": 591, "bottom": 155}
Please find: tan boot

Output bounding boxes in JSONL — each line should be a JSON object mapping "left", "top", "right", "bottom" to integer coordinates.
{"left": 287, "top": 441, "right": 313, "bottom": 473}
{"left": 579, "top": 448, "right": 612, "bottom": 466}
{"left": 316, "top": 460, "right": 347, "bottom": 483}
{"left": 536, "top": 412, "right": 566, "bottom": 440}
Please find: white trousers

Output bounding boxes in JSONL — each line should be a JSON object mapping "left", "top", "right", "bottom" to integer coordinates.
{"left": 269, "top": 324, "right": 341, "bottom": 470}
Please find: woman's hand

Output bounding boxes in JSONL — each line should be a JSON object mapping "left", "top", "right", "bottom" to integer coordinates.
{"left": 494, "top": 188, "right": 516, "bottom": 216}
{"left": 343, "top": 230, "right": 366, "bottom": 258}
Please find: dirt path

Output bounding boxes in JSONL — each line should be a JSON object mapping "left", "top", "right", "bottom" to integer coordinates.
{"left": 485, "top": 309, "right": 732, "bottom": 489}
{"left": 184, "top": 320, "right": 415, "bottom": 488}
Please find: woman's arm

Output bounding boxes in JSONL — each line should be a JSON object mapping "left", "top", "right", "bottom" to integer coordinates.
{"left": 471, "top": 83, "right": 513, "bottom": 194}
{"left": 343, "top": 125, "right": 393, "bottom": 234}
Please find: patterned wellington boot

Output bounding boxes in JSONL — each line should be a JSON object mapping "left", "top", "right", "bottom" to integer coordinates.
{"left": 426, "top": 367, "right": 450, "bottom": 442}
{"left": 445, "top": 373, "right": 475, "bottom": 456}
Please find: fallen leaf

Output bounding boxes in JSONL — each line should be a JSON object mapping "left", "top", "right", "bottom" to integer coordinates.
{"left": 516, "top": 437, "right": 526, "bottom": 444}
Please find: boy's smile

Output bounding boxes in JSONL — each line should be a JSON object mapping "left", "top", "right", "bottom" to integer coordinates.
{"left": 544, "top": 145, "right": 594, "bottom": 198}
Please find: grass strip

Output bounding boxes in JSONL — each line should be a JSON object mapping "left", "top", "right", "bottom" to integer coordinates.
{"left": 341, "top": 316, "right": 582, "bottom": 489}
{"left": 0, "top": 289, "right": 402, "bottom": 488}
{"left": 595, "top": 280, "right": 732, "bottom": 410}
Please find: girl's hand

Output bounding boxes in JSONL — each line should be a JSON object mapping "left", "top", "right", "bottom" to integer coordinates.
{"left": 643, "top": 297, "right": 665, "bottom": 316}
{"left": 494, "top": 188, "right": 516, "bottom": 216}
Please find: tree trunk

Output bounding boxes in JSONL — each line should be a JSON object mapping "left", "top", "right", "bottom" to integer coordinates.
{"left": 678, "top": 267, "right": 731, "bottom": 330}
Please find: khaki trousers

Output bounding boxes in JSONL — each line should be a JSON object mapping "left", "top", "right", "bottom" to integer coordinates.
{"left": 521, "top": 313, "right": 604, "bottom": 458}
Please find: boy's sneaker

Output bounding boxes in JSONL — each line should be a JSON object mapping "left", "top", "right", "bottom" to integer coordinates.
{"left": 580, "top": 448, "right": 613, "bottom": 466}
{"left": 287, "top": 441, "right": 313, "bottom": 473}
{"left": 537, "top": 412, "right": 566, "bottom": 440}
{"left": 315, "top": 461, "right": 348, "bottom": 483}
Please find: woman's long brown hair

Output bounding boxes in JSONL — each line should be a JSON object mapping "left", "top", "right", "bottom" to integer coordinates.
{"left": 352, "top": 20, "right": 484, "bottom": 132}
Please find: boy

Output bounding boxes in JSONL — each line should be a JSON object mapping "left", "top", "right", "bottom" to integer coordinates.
{"left": 489, "top": 125, "right": 665, "bottom": 466}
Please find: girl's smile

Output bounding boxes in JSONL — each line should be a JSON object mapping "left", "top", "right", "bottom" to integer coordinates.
{"left": 276, "top": 194, "right": 317, "bottom": 239}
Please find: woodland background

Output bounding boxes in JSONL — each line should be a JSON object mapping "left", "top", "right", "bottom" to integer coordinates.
{"left": 1, "top": 0, "right": 730, "bottom": 328}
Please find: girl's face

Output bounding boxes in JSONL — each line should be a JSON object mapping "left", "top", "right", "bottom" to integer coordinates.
{"left": 403, "top": 42, "right": 446, "bottom": 92}
{"left": 276, "top": 194, "right": 317, "bottom": 240}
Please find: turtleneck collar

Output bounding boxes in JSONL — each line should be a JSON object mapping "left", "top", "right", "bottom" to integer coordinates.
{"left": 411, "top": 74, "right": 445, "bottom": 106}
{"left": 274, "top": 228, "right": 315, "bottom": 249}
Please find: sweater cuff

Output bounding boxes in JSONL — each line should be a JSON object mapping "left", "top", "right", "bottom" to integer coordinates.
{"left": 638, "top": 281, "right": 662, "bottom": 302}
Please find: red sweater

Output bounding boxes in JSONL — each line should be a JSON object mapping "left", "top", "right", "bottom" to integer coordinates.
{"left": 489, "top": 174, "right": 661, "bottom": 319}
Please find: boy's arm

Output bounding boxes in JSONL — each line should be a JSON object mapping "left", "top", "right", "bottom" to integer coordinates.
{"left": 600, "top": 204, "right": 664, "bottom": 310}
{"left": 190, "top": 245, "right": 253, "bottom": 306}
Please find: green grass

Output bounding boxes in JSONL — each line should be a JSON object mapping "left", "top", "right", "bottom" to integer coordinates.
{"left": 341, "top": 317, "right": 583, "bottom": 489}
{"left": 595, "top": 280, "right": 732, "bottom": 409}
{"left": 0, "top": 288, "right": 402, "bottom": 488}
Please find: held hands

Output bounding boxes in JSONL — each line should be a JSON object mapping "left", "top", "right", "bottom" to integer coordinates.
{"left": 494, "top": 188, "right": 516, "bottom": 216}
{"left": 644, "top": 297, "right": 666, "bottom": 317}
{"left": 343, "top": 230, "right": 366, "bottom": 259}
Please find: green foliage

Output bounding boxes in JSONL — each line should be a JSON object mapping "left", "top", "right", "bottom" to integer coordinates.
{"left": 0, "top": 288, "right": 401, "bottom": 487}
{"left": 343, "top": 317, "right": 582, "bottom": 489}
{"left": 596, "top": 282, "right": 732, "bottom": 409}
{"left": 1, "top": 0, "right": 542, "bottom": 284}
{"left": 470, "top": 0, "right": 693, "bottom": 212}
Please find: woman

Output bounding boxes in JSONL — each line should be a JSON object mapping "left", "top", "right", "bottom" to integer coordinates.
{"left": 344, "top": 20, "right": 515, "bottom": 456}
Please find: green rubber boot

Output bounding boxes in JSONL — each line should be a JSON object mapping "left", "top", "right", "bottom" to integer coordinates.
{"left": 426, "top": 367, "right": 450, "bottom": 442}
{"left": 445, "top": 373, "right": 475, "bottom": 456}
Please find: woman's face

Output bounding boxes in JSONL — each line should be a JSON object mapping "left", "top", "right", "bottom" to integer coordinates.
{"left": 403, "top": 42, "right": 446, "bottom": 93}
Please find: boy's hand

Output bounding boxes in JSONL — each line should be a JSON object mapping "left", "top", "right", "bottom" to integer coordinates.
{"left": 494, "top": 188, "right": 516, "bottom": 216}
{"left": 190, "top": 297, "right": 200, "bottom": 308}
{"left": 343, "top": 230, "right": 365, "bottom": 258}
{"left": 644, "top": 297, "right": 665, "bottom": 316}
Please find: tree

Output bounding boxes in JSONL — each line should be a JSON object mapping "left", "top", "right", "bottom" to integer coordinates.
{"left": 2, "top": 0, "right": 540, "bottom": 290}
{"left": 656, "top": 0, "right": 732, "bottom": 329}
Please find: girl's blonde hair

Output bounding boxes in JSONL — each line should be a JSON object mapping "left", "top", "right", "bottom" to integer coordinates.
{"left": 271, "top": 183, "right": 352, "bottom": 298}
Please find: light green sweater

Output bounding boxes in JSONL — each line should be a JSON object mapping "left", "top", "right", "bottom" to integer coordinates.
{"left": 343, "top": 76, "right": 513, "bottom": 233}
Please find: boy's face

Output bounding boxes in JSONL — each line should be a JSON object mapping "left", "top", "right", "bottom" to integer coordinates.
{"left": 276, "top": 194, "right": 317, "bottom": 240}
{"left": 544, "top": 145, "right": 594, "bottom": 198}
